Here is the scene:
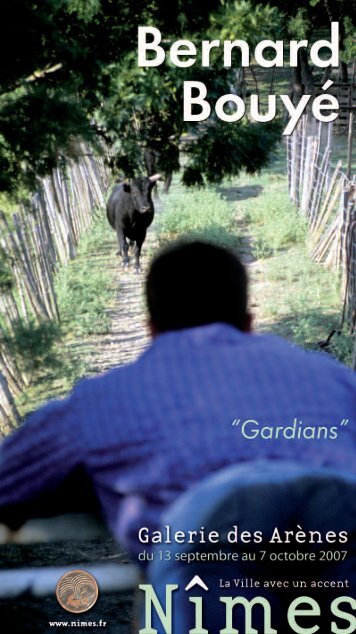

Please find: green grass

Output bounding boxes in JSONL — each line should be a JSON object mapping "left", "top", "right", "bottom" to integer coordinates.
{"left": 269, "top": 249, "right": 354, "bottom": 365}
{"left": 1, "top": 319, "right": 62, "bottom": 381}
{"left": 156, "top": 154, "right": 352, "bottom": 365}
{"left": 156, "top": 187, "right": 242, "bottom": 248}
{"left": 56, "top": 215, "right": 116, "bottom": 337}
{"left": 240, "top": 178, "right": 307, "bottom": 257}
{"left": 229, "top": 168, "right": 353, "bottom": 365}
{"left": 0, "top": 188, "right": 32, "bottom": 216}
{"left": 16, "top": 211, "right": 117, "bottom": 418}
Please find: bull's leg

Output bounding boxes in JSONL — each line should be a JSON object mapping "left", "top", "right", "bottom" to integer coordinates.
{"left": 133, "top": 232, "right": 146, "bottom": 274}
{"left": 116, "top": 224, "right": 130, "bottom": 268}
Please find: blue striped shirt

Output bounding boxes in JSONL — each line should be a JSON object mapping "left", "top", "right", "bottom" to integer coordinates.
{"left": 0, "top": 324, "right": 355, "bottom": 554}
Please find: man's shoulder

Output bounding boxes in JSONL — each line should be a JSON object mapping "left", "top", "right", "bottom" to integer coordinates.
{"left": 72, "top": 362, "right": 134, "bottom": 399}
{"left": 70, "top": 326, "right": 355, "bottom": 399}
{"left": 253, "top": 332, "right": 355, "bottom": 384}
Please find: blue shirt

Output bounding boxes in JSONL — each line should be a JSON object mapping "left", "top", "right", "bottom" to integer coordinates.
{"left": 0, "top": 324, "right": 355, "bottom": 554}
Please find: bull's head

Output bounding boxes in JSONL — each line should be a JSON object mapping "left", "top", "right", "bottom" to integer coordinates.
{"left": 124, "top": 174, "right": 161, "bottom": 213}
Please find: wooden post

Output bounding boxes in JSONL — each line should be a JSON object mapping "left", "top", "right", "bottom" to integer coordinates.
{"left": 309, "top": 148, "right": 331, "bottom": 230}
{"left": 313, "top": 161, "right": 343, "bottom": 235}
{"left": 0, "top": 147, "right": 109, "bottom": 427}
{"left": 347, "top": 110, "right": 354, "bottom": 181}
{"left": 0, "top": 370, "right": 20, "bottom": 431}
{"left": 301, "top": 136, "right": 318, "bottom": 217}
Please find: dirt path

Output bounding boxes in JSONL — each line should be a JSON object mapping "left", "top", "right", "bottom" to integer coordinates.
{"left": 16, "top": 179, "right": 269, "bottom": 417}
{"left": 82, "top": 191, "right": 268, "bottom": 380}
{"left": 237, "top": 230, "right": 271, "bottom": 333}
{"left": 83, "top": 201, "right": 162, "bottom": 376}
{"left": 81, "top": 190, "right": 268, "bottom": 379}
{"left": 84, "top": 269, "right": 150, "bottom": 375}
{"left": 215, "top": 184, "right": 269, "bottom": 333}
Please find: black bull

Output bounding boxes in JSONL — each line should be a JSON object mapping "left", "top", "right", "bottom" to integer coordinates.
{"left": 106, "top": 174, "right": 160, "bottom": 273}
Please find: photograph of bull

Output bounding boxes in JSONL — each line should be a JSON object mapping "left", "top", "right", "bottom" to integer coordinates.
{"left": 106, "top": 174, "right": 161, "bottom": 273}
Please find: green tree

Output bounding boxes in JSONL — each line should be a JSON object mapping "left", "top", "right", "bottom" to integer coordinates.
{"left": 309, "top": 0, "right": 355, "bottom": 80}
{"left": 254, "top": 0, "right": 355, "bottom": 90}
{"left": 1, "top": 0, "right": 283, "bottom": 195}
{"left": 98, "top": 1, "right": 282, "bottom": 187}
{"left": 210, "top": 0, "right": 283, "bottom": 44}
{"left": 1, "top": 0, "right": 163, "bottom": 194}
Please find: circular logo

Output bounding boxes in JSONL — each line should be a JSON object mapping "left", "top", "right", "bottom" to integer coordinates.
{"left": 56, "top": 570, "right": 99, "bottom": 613}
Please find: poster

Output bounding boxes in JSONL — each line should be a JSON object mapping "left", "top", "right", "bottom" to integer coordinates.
{"left": 0, "top": 1, "right": 355, "bottom": 633}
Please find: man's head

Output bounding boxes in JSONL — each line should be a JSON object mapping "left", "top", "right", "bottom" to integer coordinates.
{"left": 146, "top": 240, "right": 251, "bottom": 336}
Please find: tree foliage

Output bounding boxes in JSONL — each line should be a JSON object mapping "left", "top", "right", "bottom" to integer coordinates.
{"left": 97, "top": 1, "right": 282, "bottom": 186}
{"left": 1, "top": 0, "right": 163, "bottom": 193}
{"left": 96, "top": 59, "right": 184, "bottom": 178}
{"left": 256, "top": 0, "right": 355, "bottom": 62}
{"left": 183, "top": 120, "right": 281, "bottom": 187}
{"left": 210, "top": 0, "right": 283, "bottom": 44}
{"left": 0, "top": 0, "right": 285, "bottom": 194}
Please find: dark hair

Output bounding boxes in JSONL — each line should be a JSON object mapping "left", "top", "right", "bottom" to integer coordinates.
{"left": 146, "top": 240, "right": 249, "bottom": 333}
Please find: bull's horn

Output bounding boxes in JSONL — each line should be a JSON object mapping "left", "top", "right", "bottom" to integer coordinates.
{"left": 149, "top": 174, "right": 161, "bottom": 182}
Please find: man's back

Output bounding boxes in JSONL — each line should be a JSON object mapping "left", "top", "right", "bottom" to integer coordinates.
{"left": 0, "top": 325, "right": 355, "bottom": 553}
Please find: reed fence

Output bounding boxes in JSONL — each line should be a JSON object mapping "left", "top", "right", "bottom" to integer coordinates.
{"left": 286, "top": 116, "right": 355, "bottom": 367}
{"left": 0, "top": 147, "right": 111, "bottom": 434}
